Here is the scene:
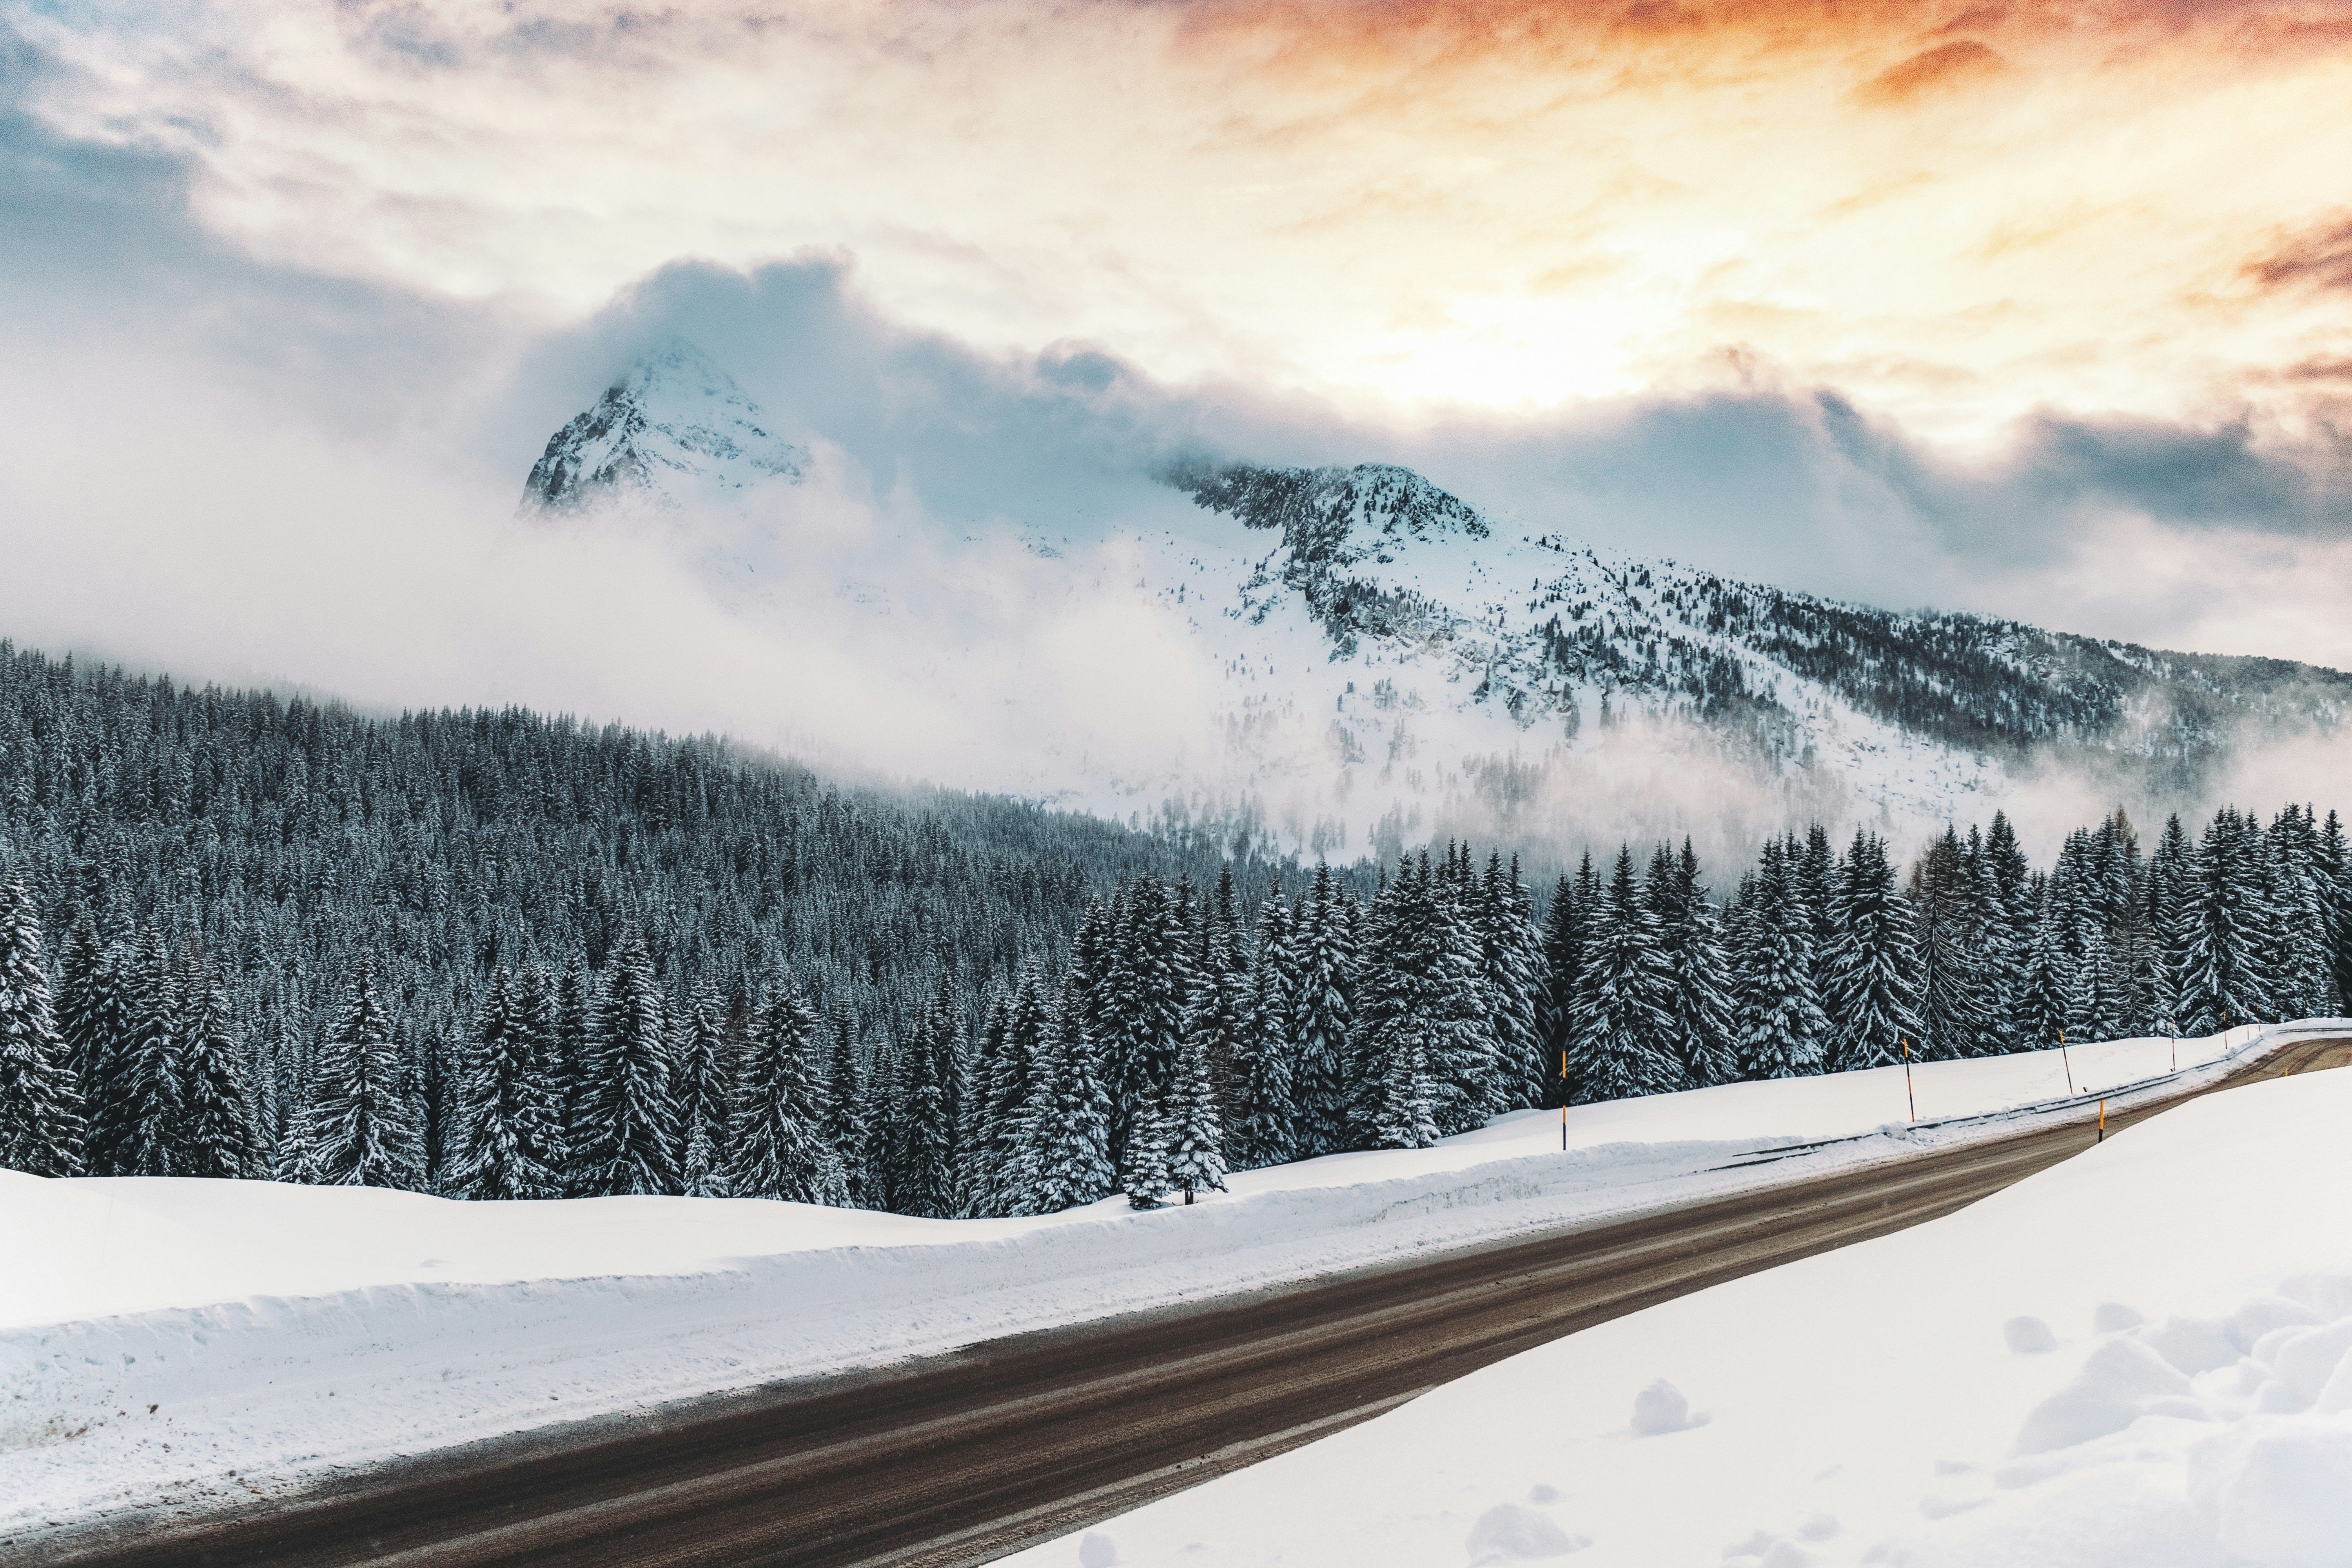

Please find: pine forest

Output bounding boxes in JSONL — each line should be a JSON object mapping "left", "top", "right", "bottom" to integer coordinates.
{"left": 2, "top": 640, "right": 2347, "bottom": 1216}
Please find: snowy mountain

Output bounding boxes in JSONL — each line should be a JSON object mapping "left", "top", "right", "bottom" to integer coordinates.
{"left": 521, "top": 339, "right": 806, "bottom": 514}
{"left": 518, "top": 343, "right": 2352, "bottom": 856}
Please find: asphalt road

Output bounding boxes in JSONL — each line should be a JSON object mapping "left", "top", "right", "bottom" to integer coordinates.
{"left": 25, "top": 1033, "right": 2351, "bottom": 1568}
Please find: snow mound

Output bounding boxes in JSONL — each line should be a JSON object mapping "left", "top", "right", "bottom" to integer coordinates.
{"left": 995, "top": 1048, "right": 2352, "bottom": 1568}
{"left": 0, "top": 1022, "right": 2328, "bottom": 1536}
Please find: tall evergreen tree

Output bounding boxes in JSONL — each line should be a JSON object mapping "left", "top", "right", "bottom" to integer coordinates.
{"left": 1165, "top": 999, "right": 1229, "bottom": 1202}
{"left": 554, "top": 951, "right": 595, "bottom": 1193}
{"left": 1229, "top": 881, "right": 1299, "bottom": 1171}
{"left": 2317, "top": 810, "right": 2352, "bottom": 1016}
{"left": 172, "top": 946, "right": 261, "bottom": 1179}
{"left": 1912, "top": 828, "right": 1992, "bottom": 1059}
{"left": 1822, "top": 832, "right": 1923, "bottom": 1071}
{"left": 1473, "top": 852, "right": 1546, "bottom": 1111}
{"left": 1659, "top": 841, "right": 1738, "bottom": 1087}
{"left": 973, "top": 966, "right": 1051, "bottom": 1214}
{"left": 115, "top": 928, "right": 183, "bottom": 1177}
{"left": 0, "top": 874, "right": 84, "bottom": 1176}
{"left": 1735, "top": 840, "right": 1829, "bottom": 1078}
{"left": 1538, "top": 856, "right": 1597, "bottom": 1107}
{"left": 728, "top": 971, "right": 846, "bottom": 1205}
{"left": 672, "top": 982, "right": 731, "bottom": 1198}
{"left": 2178, "top": 808, "right": 2274, "bottom": 1034}
{"left": 576, "top": 925, "right": 681, "bottom": 1197}
{"left": 886, "top": 997, "right": 956, "bottom": 1217}
{"left": 1569, "top": 847, "right": 1682, "bottom": 1101}
{"left": 820, "top": 999, "right": 870, "bottom": 1206}
{"left": 2147, "top": 813, "right": 2196, "bottom": 1034}
{"left": 52, "top": 916, "right": 116, "bottom": 1170}
{"left": 1016, "top": 977, "right": 1116, "bottom": 1214}
{"left": 450, "top": 967, "right": 562, "bottom": 1200}
{"left": 1291, "top": 865, "right": 1358, "bottom": 1156}
{"left": 305, "top": 955, "right": 422, "bottom": 1187}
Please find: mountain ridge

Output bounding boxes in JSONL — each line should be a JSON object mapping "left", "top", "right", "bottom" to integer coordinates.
{"left": 518, "top": 341, "right": 2352, "bottom": 847}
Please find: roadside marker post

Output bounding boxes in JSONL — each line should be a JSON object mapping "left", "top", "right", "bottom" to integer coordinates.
{"left": 1561, "top": 1050, "right": 1568, "bottom": 1152}
{"left": 1901, "top": 1036, "right": 1916, "bottom": 1123}
{"left": 2060, "top": 1029, "right": 2075, "bottom": 1096}
{"left": 2096, "top": 1097, "right": 2105, "bottom": 1144}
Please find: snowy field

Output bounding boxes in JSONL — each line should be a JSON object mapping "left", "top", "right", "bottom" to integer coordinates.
{"left": 1004, "top": 1049, "right": 2352, "bottom": 1568}
{"left": 2, "top": 1022, "right": 2334, "bottom": 1533}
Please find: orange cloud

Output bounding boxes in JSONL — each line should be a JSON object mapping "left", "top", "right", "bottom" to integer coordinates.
{"left": 2246, "top": 214, "right": 2352, "bottom": 294}
{"left": 1855, "top": 38, "right": 2003, "bottom": 104}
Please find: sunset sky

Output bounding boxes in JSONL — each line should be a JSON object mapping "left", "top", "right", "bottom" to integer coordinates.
{"left": 4, "top": 0, "right": 2350, "bottom": 699}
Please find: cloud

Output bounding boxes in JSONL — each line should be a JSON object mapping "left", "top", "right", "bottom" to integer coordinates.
{"left": 2245, "top": 213, "right": 2352, "bottom": 295}
{"left": 6, "top": 27, "right": 2352, "bottom": 867}
{"left": 11, "top": 0, "right": 2351, "bottom": 453}
{"left": 1854, "top": 40, "right": 2005, "bottom": 105}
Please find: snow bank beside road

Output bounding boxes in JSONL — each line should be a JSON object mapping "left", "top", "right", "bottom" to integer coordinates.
{"left": 0, "top": 1022, "right": 2329, "bottom": 1530}
{"left": 1004, "top": 1042, "right": 2352, "bottom": 1568}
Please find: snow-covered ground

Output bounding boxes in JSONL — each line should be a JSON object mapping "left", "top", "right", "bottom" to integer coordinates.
{"left": 2, "top": 1023, "right": 2333, "bottom": 1533}
{"left": 1004, "top": 1044, "right": 2352, "bottom": 1568}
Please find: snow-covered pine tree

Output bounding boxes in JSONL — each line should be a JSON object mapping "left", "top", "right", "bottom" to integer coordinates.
{"left": 0, "top": 874, "right": 84, "bottom": 1176}
{"left": 1798, "top": 824, "right": 1838, "bottom": 970}
{"left": 1657, "top": 841, "right": 1737, "bottom": 1086}
{"left": 52, "top": 915, "right": 118, "bottom": 1171}
{"left": 1735, "top": 840, "right": 1829, "bottom": 1078}
{"left": 1291, "top": 864, "right": 1359, "bottom": 1156}
{"left": 2017, "top": 881, "right": 2071, "bottom": 1049}
{"left": 2265, "top": 806, "right": 2334, "bottom": 1020}
{"left": 1065, "top": 896, "right": 1115, "bottom": 1051}
{"left": 1984, "top": 811, "right": 2033, "bottom": 920}
{"left": 1822, "top": 831, "right": 1923, "bottom": 1072}
{"left": 1912, "top": 828, "right": 1993, "bottom": 1060}
{"left": 1569, "top": 846, "right": 1682, "bottom": 1101}
{"left": 1474, "top": 852, "right": 1546, "bottom": 1111}
{"left": 554, "top": 951, "right": 595, "bottom": 1194}
{"left": 1188, "top": 866, "right": 1253, "bottom": 1132}
{"left": 887, "top": 998, "right": 956, "bottom": 1217}
{"left": 1425, "top": 855, "right": 1505, "bottom": 1135}
{"left": 672, "top": 982, "right": 731, "bottom": 1197}
{"left": 2147, "top": 813, "right": 2196, "bottom": 1035}
{"left": 1538, "top": 856, "right": 1596, "bottom": 1107}
{"left": 576, "top": 924, "right": 681, "bottom": 1196}
{"left": 974, "top": 965, "right": 1049, "bottom": 1214}
{"left": 116, "top": 928, "right": 183, "bottom": 1177}
{"left": 306, "top": 955, "right": 422, "bottom": 1187}
{"left": 1352, "top": 858, "right": 1438, "bottom": 1149}
{"left": 2178, "top": 808, "right": 2275, "bottom": 1034}
{"left": 2317, "top": 810, "right": 2352, "bottom": 1014}
{"left": 925, "top": 969, "right": 971, "bottom": 1172}
{"left": 727, "top": 970, "right": 846, "bottom": 1205}
{"left": 1119, "top": 1078, "right": 1176, "bottom": 1208}
{"left": 171, "top": 946, "right": 261, "bottom": 1179}
{"left": 1963, "top": 826, "right": 2026, "bottom": 1055}
{"left": 1097, "top": 875, "right": 1187, "bottom": 1168}
{"left": 1016, "top": 976, "right": 1116, "bottom": 1214}
{"left": 513, "top": 962, "right": 567, "bottom": 1175}
{"left": 1227, "top": 881, "right": 1299, "bottom": 1171}
{"left": 820, "top": 999, "right": 870, "bottom": 1206}
{"left": 449, "top": 967, "right": 562, "bottom": 1200}
{"left": 1165, "top": 996, "right": 1228, "bottom": 1202}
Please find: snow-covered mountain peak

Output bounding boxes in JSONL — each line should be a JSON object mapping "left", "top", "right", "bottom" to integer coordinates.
{"left": 521, "top": 338, "right": 807, "bottom": 514}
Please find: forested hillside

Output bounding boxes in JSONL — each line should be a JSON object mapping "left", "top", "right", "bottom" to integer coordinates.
{"left": 2, "top": 639, "right": 2347, "bottom": 1218}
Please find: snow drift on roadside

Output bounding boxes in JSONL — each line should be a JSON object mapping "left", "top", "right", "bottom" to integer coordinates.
{"left": 1001, "top": 1055, "right": 2352, "bottom": 1568}
{"left": 0, "top": 1023, "right": 2316, "bottom": 1530}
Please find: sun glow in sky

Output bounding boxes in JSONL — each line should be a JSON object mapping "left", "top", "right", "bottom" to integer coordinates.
{"left": 4, "top": 0, "right": 2351, "bottom": 709}
{"left": 21, "top": 0, "right": 2352, "bottom": 444}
